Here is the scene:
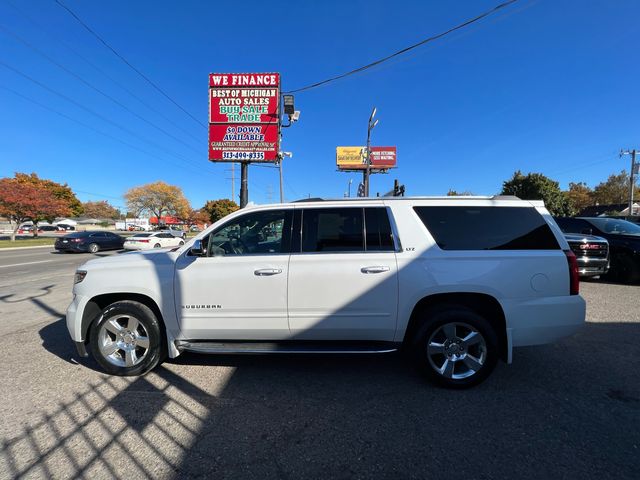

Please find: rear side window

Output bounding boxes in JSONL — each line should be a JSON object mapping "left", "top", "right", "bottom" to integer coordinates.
{"left": 414, "top": 206, "right": 559, "bottom": 250}
{"left": 301, "top": 208, "right": 364, "bottom": 252}
{"left": 365, "top": 207, "right": 394, "bottom": 251}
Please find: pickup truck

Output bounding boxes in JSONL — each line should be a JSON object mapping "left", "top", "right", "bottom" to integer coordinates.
{"left": 67, "top": 197, "right": 585, "bottom": 388}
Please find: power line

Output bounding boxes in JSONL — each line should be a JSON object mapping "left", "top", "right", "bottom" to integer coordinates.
{"left": 5, "top": 0, "right": 202, "bottom": 145}
{"left": 54, "top": 0, "right": 206, "bottom": 129}
{"left": 74, "top": 189, "right": 124, "bottom": 201}
{"left": 285, "top": 0, "right": 519, "bottom": 94}
{"left": 0, "top": 85, "right": 209, "bottom": 178}
{"left": 0, "top": 59, "right": 207, "bottom": 172}
{"left": 0, "top": 23, "right": 202, "bottom": 154}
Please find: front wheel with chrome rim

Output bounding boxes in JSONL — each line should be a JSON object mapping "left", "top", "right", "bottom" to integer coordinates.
{"left": 412, "top": 306, "right": 498, "bottom": 388}
{"left": 89, "top": 300, "right": 164, "bottom": 376}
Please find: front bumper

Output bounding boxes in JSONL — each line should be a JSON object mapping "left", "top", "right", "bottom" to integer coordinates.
{"left": 74, "top": 341, "right": 88, "bottom": 357}
{"left": 66, "top": 293, "right": 90, "bottom": 342}
{"left": 576, "top": 257, "right": 609, "bottom": 277}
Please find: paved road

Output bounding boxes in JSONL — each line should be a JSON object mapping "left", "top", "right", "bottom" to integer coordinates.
{"left": 0, "top": 249, "right": 638, "bottom": 479}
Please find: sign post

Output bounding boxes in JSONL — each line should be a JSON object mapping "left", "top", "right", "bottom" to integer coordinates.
{"left": 208, "top": 73, "right": 280, "bottom": 207}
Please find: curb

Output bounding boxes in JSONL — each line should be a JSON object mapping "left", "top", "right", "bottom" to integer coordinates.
{"left": 0, "top": 245, "right": 55, "bottom": 252}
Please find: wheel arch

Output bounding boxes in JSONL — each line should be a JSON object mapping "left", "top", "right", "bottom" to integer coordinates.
{"left": 403, "top": 292, "right": 508, "bottom": 362}
{"left": 81, "top": 293, "right": 167, "bottom": 349}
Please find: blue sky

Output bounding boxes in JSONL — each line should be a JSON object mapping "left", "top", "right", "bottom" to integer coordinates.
{"left": 1, "top": 0, "right": 639, "bottom": 211}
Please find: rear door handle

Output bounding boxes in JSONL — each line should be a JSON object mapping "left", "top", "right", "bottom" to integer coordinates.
{"left": 254, "top": 268, "right": 283, "bottom": 276}
{"left": 361, "top": 266, "right": 390, "bottom": 274}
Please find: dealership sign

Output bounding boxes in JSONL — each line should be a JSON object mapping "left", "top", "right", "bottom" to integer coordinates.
{"left": 208, "top": 73, "right": 280, "bottom": 162}
{"left": 336, "top": 146, "right": 397, "bottom": 170}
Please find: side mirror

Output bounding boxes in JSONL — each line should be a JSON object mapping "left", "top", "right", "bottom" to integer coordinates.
{"left": 581, "top": 228, "right": 593, "bottom": 235}
{"left": 190, "top": 239, "right": 205, "bottom": 256}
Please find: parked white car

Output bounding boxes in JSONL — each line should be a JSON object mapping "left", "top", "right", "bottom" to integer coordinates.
{"left": 123, "top": 232, "right": 185, "bottom": 251}
{"left": 67, "top": 196, "right": 585, "bottom": 388}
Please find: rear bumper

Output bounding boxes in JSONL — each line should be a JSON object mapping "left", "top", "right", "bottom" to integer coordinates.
{"left": 504, "top": 295, "right": 586, "bottom": 351}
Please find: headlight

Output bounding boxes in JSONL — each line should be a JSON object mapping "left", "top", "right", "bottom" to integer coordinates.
{"left": 74, "top": 270, "right": 87, "bottom": 284}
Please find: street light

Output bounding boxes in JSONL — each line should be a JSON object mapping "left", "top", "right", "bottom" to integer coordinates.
{"left": 364, "top": 107, "right": 378, "bottom": 197}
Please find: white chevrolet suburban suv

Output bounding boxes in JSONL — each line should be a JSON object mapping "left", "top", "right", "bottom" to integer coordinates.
{"left": 67, "top": 197, "right": 585, "bottom": 388}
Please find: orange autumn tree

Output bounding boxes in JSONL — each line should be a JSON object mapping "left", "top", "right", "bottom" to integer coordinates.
{"left": 124, "top": 181, "right": 190, "bottom": 226}
{"left": 0, "top": 178, "right": 71, "bottom": 241}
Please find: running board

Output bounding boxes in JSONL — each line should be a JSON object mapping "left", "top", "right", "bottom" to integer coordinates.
{"left": 176, "top": 340, "right": 400, "bottom": 355}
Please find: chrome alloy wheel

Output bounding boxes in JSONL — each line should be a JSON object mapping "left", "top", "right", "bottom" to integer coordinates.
{"left": 98, "top": 314, "right": 150, "bottom": 367}
{"left": 426, "top": 322, "right": 487, "bottom": 380}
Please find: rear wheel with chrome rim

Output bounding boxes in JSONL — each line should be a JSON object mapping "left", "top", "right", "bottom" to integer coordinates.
{"left": 412, "top": 306, "right": 498, "bottom": 388}
{"left": 89, "top": 300, "right": 163, "bottom": 376}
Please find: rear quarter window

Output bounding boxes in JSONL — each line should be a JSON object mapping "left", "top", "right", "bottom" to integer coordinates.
{"left": 413, "top": 206, "right": 560, "bottom": 250}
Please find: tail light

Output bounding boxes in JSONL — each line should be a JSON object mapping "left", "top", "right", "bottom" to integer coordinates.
{"left": 71, "top": 238, "right": 83, "bottom": 243}
{"left": 564, "top": 250, "right": 579, "bottom": 295}
{"left": 138, "top": 239, "right": 149, "bottom": 243}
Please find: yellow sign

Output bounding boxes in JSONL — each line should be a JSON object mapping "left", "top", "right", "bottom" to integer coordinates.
{"left": 336, "top": 146, "right": 365, "bottom": 169}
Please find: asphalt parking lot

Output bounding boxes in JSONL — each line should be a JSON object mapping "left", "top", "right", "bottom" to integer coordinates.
{"left": 0, "top": 247, "right": 638, "bottom": 479}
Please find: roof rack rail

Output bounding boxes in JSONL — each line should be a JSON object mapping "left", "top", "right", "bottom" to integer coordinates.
{"left": 491, "top": 195, "right": 521, "bottom": 200}
{"left": 292, "top": 197, "right": 325, "bottom": 203}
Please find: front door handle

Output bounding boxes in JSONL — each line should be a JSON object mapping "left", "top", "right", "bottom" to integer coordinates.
{"left": 254, "top": 268, "right": 283, "bottom": 276}
{"left": 361, "top": 266, "right": 390, "bottom": 274}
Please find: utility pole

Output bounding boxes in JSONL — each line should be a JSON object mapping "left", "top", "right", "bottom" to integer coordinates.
{"left": 278, "top": 161, "right": 284, "bottom": 203}
{"left": 225, "top": 164, "right": 235, "bottom": 203}
{"left": 620, "top": 149, "right": 638, "bottom": 217}
{"left": 240, "top": 162, "right": 248, "bottom": 208}
{"left": 364, "top": 107, "right": 378, "bottom": 197}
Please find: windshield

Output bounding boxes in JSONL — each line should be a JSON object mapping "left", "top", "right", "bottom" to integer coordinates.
{"left": 587, "top": 218, "right": 640, "bottom": 235}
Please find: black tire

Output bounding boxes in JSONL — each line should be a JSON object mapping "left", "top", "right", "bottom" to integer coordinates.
{"left": 89, "top": 300, "right": 164, "bottom": 376}
{"left": 179, "top": 240, "right": 185, "bottom": 246}
{"left": 411, "top": 306, "right": 498, "bottom": 389}
{"left": 88, "top": 243, "right": 99, "bottom": 254}
{"left": 153, "top": 243, "right": 161, "bottom": 248}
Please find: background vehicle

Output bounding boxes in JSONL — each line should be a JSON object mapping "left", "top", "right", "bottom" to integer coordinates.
{"left": 124, "top": 232, "right": 185, "bottom": 250}
{"left": 38, "top": 225, "right": 60, "bottom": 233}
{"left": 56, "top": 223, "right": 76, "bottom": 231}
{"left": 562, "top": 233, "right": 609, "bottom": 278}
{"left": 155, "top": 225, "right": 187, "bottom": 239}
{"left": 55, "top": 231, "right": 125, "bottom": 253}
{"left": 67, "top": 197, "right": 585, "bottom": 388}
{"left": 555, "top": 217, "right": 640, "bottom": 283}
{"left": 17, "top": 225, "right": 34, "bottom": 234}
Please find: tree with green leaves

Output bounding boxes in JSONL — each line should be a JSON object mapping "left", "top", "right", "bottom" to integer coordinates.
{"left": 446, "top": 189, "right": 474, "bottom": 196}
{"left": 564, "top": 182, "right": 593, "bottom": 213}
{"left": 202, "top": 199, "right": 239, "bottom": 224}
{"left": 501, "top": 171, "right": 573, "bottom": 216}
{"left": 591, "top": 170, "right": 639, "bottom": 206}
